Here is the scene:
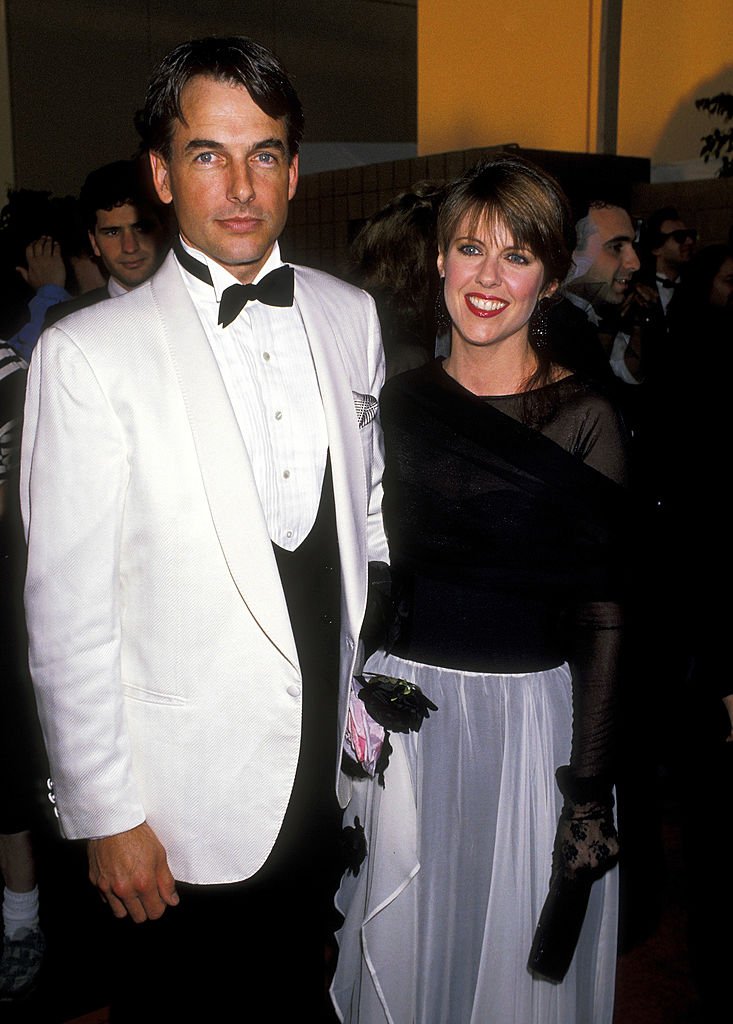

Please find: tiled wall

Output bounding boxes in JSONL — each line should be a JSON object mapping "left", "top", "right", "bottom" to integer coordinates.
{"left": 283, "top": 149, "right": 470, "bottom": 278}
{"left": 282, "top": 146, "right": 654, "bottom": 279}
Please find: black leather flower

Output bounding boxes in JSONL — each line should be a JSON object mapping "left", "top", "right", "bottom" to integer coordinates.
{"left": 375, "top": 731, "right": 393, "bottom": 787}
{"left": 341, "top": 750, "right": 370, "bottom": 780}
{"left": 340, "top": 816, "right": 368, "bottom": 876}
{"left": 356, "top": 673, "right": 438, "bottom": 734}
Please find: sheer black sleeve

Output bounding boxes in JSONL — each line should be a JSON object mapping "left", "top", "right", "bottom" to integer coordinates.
{"left": 549, "top": 391, "right": 628, "bottom": 789}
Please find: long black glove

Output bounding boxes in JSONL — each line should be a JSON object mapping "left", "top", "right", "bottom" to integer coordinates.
{"left": 552, "top": 766, "right": 619, "bottom": 881}
{"left": 528, "top": 767, "right": 618, "bottom": 983}
{"left": 360, "top": 560, "right": 393, "bottom": 660}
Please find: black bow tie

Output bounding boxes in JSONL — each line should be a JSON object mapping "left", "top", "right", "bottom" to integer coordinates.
{"left": 217, "top": 269, "right": 294, "bottom": 326}
{"left": 657, "top": 276, "right": 677, "bottom": 289}
{"left": 173, "top": 236, "right": 294, "bottom": 327}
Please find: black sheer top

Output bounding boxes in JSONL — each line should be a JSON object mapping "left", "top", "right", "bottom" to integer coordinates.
{"left": 380, "top": 359, "right": 630, "bottom": 779}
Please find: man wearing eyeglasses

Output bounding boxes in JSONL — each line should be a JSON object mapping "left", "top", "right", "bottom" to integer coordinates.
{"left": 644, "top": 206, "right": 696, "bottom": 314}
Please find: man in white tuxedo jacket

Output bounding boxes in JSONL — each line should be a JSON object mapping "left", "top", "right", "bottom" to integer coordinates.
{"left": 21, "top": 36, "right": 387, "bottom": 1018}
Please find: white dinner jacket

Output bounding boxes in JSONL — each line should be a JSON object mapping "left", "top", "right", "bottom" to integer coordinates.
{"left": 20, "top": 251, "right": 387, "bottom": 884}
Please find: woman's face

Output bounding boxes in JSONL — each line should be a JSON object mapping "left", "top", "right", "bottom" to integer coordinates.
{"left": 437, "top": 215, "right": 551, "bottom": 351}
{"left": 709, "top": 256, "right": 733, "bottom": 308}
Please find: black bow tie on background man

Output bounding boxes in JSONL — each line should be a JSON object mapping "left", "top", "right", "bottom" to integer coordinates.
{"left": 656, "top": 275, "right": 677, "bottom": 289}
{"left": 173, "top": 236, "right": 295, "bottom": 327}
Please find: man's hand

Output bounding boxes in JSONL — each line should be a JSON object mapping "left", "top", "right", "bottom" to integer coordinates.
{"left": 16, "top": 236, "right": 67, "bottom": 291}
{"left": 88, "top": 821, "right": 179, "bottom": 923}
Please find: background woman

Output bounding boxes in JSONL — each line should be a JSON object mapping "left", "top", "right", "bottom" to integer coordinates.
{"left": 347, "top": 180, "right": 446, "bottom": 379}
{"left": 332, "top": 154, "right": 629, "bottom": 1023}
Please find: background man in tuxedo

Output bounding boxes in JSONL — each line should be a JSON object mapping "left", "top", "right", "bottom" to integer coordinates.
{"left": 45, "top": 157, "right": 170, "bottom": 327}
{"left": 561, "top": 200, "right": 644, "bottom": 390}
{"left": 563, "top": 200, "right": 641, "bottom": 319}
{"left": 642, "top": 205, "right": 696, "bottom": 306}
{"left": 21, "top": 36, "right": 386, "bottom": 1019}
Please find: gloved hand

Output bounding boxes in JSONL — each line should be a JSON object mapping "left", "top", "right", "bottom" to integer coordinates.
{"left": 527, "top": 766, "right": 619, "bottom": 982}
{"left": 553, "top": 765, "right": 619, "bottom": 881}
{"left": 360, "top": 561, "right": 392, "bottom": 660}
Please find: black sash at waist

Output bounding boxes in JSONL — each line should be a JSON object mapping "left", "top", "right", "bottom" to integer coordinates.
{"left": 389, "top": 572, "right": 566, "bottom": 674}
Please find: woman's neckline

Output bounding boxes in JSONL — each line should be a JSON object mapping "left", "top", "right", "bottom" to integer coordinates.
{"left": 435, "top": 357, "right": 576, "bottom": 400}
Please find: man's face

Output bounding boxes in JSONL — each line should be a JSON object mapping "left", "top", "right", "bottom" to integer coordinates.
{"left": 90, "top": 203, "right": 165, "bottom": 291}
{"left": 653, "top": 219, "right": 695, "bottom": 275}
{"left": 570, "top": 206, "right": 640, "bottom": 310}
{"left": 149, "top": 76, "right": 298, "bottom": 285}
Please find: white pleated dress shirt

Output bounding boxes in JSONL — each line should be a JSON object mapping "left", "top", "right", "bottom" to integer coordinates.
{"left": 178, "top": 238, "right": 328, "bottom": 550}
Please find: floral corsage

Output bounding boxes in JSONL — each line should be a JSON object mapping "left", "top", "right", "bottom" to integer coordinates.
{"left": 358, "top": 673, "right": 438, "bottom": 733}
{"left": 343, "top": 672, "right": 437, "bottom": 786}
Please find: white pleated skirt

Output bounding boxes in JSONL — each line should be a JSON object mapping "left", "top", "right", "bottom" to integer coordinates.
{"left": 331, "top": 651, "right": 618, "bottom": 1024}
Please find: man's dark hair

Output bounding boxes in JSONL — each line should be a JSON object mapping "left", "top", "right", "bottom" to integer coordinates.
{"left": 79, "top": 159, "right": 151, "bottom": 233}
{"left": 570, "top": 191, "right": 630, "bottom": 228}
{"left": 572, "top": 199, "right": 636, "bottom": 257}
{"left": 643, "top": 205, "right": 683, "bottom": 252}
{"left": 136, "top": 36, "right": 304, "bottom": 162}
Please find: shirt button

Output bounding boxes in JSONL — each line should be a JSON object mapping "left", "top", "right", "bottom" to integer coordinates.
{"left": 286, "top": 530, "right": 293, "bottom": 539}
{"left": 263, "top": 351, "right": 271, "bottom": 361}
{"left": 275, "top": 410, "right": 283, "bottom": 420}
{"left": 287, "top": 684, "right": 301, "bottom": 698}
{"left": 283, "top": 469, "right": 290, "bottom": 479}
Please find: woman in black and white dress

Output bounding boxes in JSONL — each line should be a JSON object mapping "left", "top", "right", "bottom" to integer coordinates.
{"left": 332, "top": 154, "right": 629, "bottom": 1024}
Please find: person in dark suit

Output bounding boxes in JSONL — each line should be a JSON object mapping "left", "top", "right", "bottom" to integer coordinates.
{"left": 610, "top": 205, "right": 697, "bottom": 392}
{"left": 347, "top": 181, "right": 446, "bottom": 378}
{"left": 44, "top": 158, "right": 170, "bottom": 327}
{"left": 638, "top": 205, "right": 696, "bottom": 310}
{"left": 21, "top": 36, "right": 387, "bottom": 1021}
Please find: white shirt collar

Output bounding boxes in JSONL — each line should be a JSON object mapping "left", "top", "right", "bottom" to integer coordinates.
{"left": 179, "top": 237, "right": 284, "bottom": 301}
{"left": 107, "top": 277, "right": 128, "bottom": 298}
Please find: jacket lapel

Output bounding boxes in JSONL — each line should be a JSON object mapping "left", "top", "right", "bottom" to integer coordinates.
{"left": 294, "top": 270, "right": 367, "bottom": 636}
{"left": 149, "top": 254, "right": 298, "bottom": 668}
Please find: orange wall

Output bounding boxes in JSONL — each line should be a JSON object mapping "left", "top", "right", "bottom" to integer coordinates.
{"left": 418, "top": 0, "right": 603, "bottom": 156}
{"left": 619, "top": 1, "right": 733, "bottom": 165}
{"left": 419, "top": 0, "right": 733, "bottom": 169}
